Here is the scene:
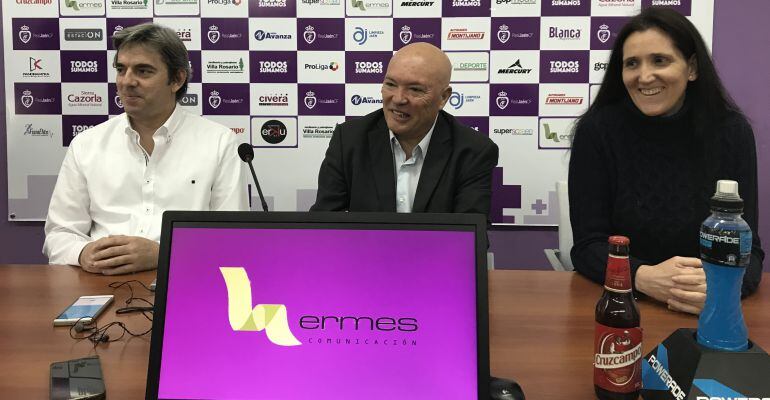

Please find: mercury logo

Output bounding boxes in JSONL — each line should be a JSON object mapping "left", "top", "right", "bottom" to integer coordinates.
{"left": 220, "top": 267, "right": 300, "bottom": 346}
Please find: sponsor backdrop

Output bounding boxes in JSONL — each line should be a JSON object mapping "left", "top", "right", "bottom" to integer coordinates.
{"left": 2, "top": 0, "right": 713, "bottom": 225}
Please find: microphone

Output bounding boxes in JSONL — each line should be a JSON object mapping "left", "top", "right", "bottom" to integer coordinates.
{"left": 237, "top": 143, "right": 269, "bottom": 212}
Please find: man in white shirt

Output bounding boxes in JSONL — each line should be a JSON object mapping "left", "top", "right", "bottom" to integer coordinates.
{"left": 44, "top": 23, "right": 248, "bottom": 275}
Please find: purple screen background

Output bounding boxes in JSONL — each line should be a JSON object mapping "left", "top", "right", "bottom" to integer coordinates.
{"left": 158, "top": 227, "right": 479, "bottom": 399}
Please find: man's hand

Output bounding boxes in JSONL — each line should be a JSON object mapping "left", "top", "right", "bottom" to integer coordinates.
{"left": 634, "top": 256, "right": 706, "bottom": 315}
{"left": 78, "top": 236, "right": 159, "bottom": 275}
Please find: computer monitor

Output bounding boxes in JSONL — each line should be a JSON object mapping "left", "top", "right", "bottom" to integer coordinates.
{"left": 147, "top": 211, "right": 490, "bottom": 399}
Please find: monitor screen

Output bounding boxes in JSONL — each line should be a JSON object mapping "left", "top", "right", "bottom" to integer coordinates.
{"left": 152, "top": 216, "right": 484, "bottom": 400}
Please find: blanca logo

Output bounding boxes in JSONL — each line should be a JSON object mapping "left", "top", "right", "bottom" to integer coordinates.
{"left": 399, "top": 26, "right": 412, "bottom": 44}
{"left": 21, "top": 90, "right": 34, "bottom": 108}
{"left": 19, "top": 25, "right": 32, "bottom": 44}
{"left": 498, "top": 59, "right": 532, "bottom": 74}
{"left": 209, "top": 90, "right": 222, "bottom": 109}
{"left": 303, "top": 26, "right": 316, "bottom": 44}
{"left": 304, "top": 90, "right": 317, "bottom": 109}
{"left": 549, "top": 27, "right": 581, "bottom": 40}
{"left": 208, "top": 25, "right": 220, "bottom": 44}
{"left": 597, "top": 24, "right": 611, "bottom": 43}
{"left": 497, "top": 24, "right": 510, "bottom": 44}
{"left": 219, "top": 267, "right": 300, "bottom": 346}
{"left": 447, "top": 28, "right": 484, "bottom": 40}
{"left": 496, "top": 91, "right": 509, "bottom": 110}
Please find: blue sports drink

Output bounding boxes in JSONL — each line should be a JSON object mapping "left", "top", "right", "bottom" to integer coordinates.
{"left": 697, "top": 180, "right": 751, "bottom": 351}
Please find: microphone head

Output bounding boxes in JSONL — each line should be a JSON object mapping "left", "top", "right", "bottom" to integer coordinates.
{"left": 237, "top": 143, "right": 254, "bottom": 163}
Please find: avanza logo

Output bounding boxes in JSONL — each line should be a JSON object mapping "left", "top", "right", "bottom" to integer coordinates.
{"left": 219, "top": 267, "right": 301, "bottom": 346}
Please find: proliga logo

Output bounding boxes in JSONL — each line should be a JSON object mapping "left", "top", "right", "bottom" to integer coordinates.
{"left": 220, "top": 267, "right": 301, "bottom": 346}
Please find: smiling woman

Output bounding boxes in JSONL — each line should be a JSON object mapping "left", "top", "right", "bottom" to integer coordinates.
{"left": 567, "top": 7, "right": 764, "bottom": 315}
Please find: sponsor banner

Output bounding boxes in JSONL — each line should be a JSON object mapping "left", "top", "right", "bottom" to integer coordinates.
{"left": 298, "top": 84, "right": 345, "bottom": 116}
{"left": 251, "top": 117, "right": 298, "bottom": 147}
{"left": 250, "top": 51, "right": 297, "bottom": 83}
{"left": 448, "top": 51, "right": 490, "bottom": 82}
{"left": 489, "top": 116, "right": 537, "bottom": 137}
{"left": 490, "top": 50, "right": 539, "bottom": 84}
{"left": 491, "top": 17, "right": 540, "bottom": 50}
{"left": 249, "top": 0, "right": 297, "bottom": 17}
{"left": 201, "top": 0, "right": 248, "bottom": 17}
{"left": 202, "top": 17, "right": 249, "bottom": 50}
{"left": 442, "top": 0, "right": 491, "bottom": 17}
{"left": 541, "top": 0, "right": 591, "bottom": 16}
{"left": 250, "top": 83, "right": 298, "bottom": 116}
{"left": 297, "top": 51, "right": 345, "bottom": 84}
{"left": 443, "top": 84, "right": 488, "bottom": 116}
{"left": 60, "top": 18, "right": 106, "bottom": 51}
{"left": 61, "top": 115, "right": 109, "bottom": 146}
{"left": 201, "top": 50, "right": 249, "bottom": 83}
{"left": 5, "top": 1, "right": 58, "bottom": 18}
{"left": 107, "top": 50, "right": 117, "bottom": 83}
{"left": 540, "top": 17, "right": 590, "bottom": 50}
{"left": 393, "top": 0, "right": 441, "bottom": 18}
{"left": 456, "top": 116, "right": 489, "bottom": 136}
{"left": 188, "top": 50, "right": 202, "bottom": 83}
{"left": 590, "top": 16, "right": 629, "bottom": 50}
{"left": 12, "top": 51, "right": 62, "bottom": 83}
{"left": 589, "top": 83, "right": 600, "bottom": 105}
{"left": 539, "top": 117, "right": 576, "bottom": 149}
{"left": 106, "top": 0, "right": 153, "bottom": 18}
{"left": 297, "top": 0, "right": 344, "bottom": 18}
{"left": 346, "top": 0, "right": 393, "bottom": 17}
{"left": 107, "top": 83, "right": 123, "bottom": 115}
{"left": 297, "top": 18, "right": 345, "bottom": 51}
{"left": 12, "top": 117, "right": 59, "bottom": 143}
{"left": 489, "top": 83, "right": 538, "bottom": 116}
{"left": 106, "top": 18, "right": 153, "bottom": 50}
{"left": 14, "top": 83, "right": 62, "bottom": 115}
{"left": 60, "top": 51, "right": 107, "bottom": 83}
{"left": 441, "top": 18, "right": 491, "bottom": 51}
{"left": 589, "top": 50, "right": 610, "bottom": 84}
{"left": 540, "top": 50, "right": 589, "bottom": 83}
{"left": 153, "top": 17, "right": 202, "bottom": 51}
{"left": 491, "top": 0, "right": 540, "bottom": 17}
{"left": 154, "top": 0, "right": 200, "bottom": 16}
{"left": 299, "top": 116, "right": 338, "bottom": 139}
{"left": 61, "top": 83, "right": 108, "bottom": 115}
{"left": 60, "top": 0, "right": 106, "bottom": 16}
{"left": 249, "top": 18, "right": 297, "bottom": 51}
{"left": 641, "top": 0, "right": 691, "bottom": 16}
{"left": 345, "top": 19, "right": 392, "bottom": 51}
{"left": 12, "top": 18, "right": 60, "bottom": 50}
{"left": 590, "top": 0, "right": 637, "bottom": 17}
{"left": 392, "top": 18, "right": 441, "bottom": 50}
{"left": 539, "top": 83, "right": 588, "bottom": 116}
{"left": 345, "top": 52, "right": 390, "bottom": 83}
{"left": 202, "top": 83, "right": 250, "bottom": 115}
{"left": 179, "top": 83, "right": 203, "bottom": 115}
{"left": 204, "top": 115, "right": 250, "bottom": 139}
{"left": 345, "top": 84, "right": 383, "bottom": 116}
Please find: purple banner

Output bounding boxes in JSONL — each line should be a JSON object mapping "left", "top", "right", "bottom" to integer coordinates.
{"left": 540, "top": 50, "right": 589, "bottom": 83}
{"left": 250, "top": 0, "right": 297, "bottom": 17}
{"left": 250, "top": 51, "right": 297, "bottom": 83}
{"left": 641, "top": 0, "right": 692, "bottom": 15}
{"left": 345, "top": 52, "right": 390, "bottom": 83}
{"left": 158, "top": 227, "right": 478, "bottom": 399}
{"left": 108, "top": 83, "right": 123, "bottom": 115}
{"left": 297, "top": 19, "right": 345, "bottom": 51}
{"left": 201, "top": 18, "right": 249, "bottom": 50}
{"left": 590, "top": 17, "right": 630, "bottom": 50}
{"left": 61, "top": 115, "right": 108, "bottom": 147}
{"left": 392, "top": 18, "right": 441, "bottom": 50}
{"left": 489, "top": 84, "right": 539, "bottom": 116}
{"left": 106, "top": 18, "right": 153, "bottom": 50}
{"left": 188, "top": 50, "right": 202, "bottom": 83}
{"left": 442, "top": 0, "right": 491, "bottom": 17}
{"left": 202, "top": 83, "right": 251, "bottom": 115}
{"left": 491, "top": 18, "right": 540, "bottom": 50}
{"left": 298, "top": 84, "right": 345, "bottom": 116}
{"left": 14, "top": 83, "right": 62, "bottom": 115}
{"left": 456, "top": 116, "right": 490, "bottom": 137}
{"left": 541, "top": 0, "right": 591, "bottom": 16}
{"left": 12, "top": 18, "right": 59, "bottom": 50}
{"left": 60, "top": 51, "right": 108, "bottom": 83}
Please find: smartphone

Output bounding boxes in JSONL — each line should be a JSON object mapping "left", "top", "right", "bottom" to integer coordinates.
{"left": 53, "top": 295, "right": 114, "bottom": 326}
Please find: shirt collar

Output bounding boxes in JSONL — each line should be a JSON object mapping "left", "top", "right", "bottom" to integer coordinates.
{"left": 389, "top": 116, "right": 438, "bottom": 159}
{"left": 123, "top": 104, "right": 183, "bottom": 141}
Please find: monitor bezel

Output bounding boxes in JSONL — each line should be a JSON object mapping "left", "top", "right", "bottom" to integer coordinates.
{"left": 146, "top": 211, "right": 490, "bottom": 400}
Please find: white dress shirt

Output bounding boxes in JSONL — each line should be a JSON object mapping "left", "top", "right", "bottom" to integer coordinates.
{"left": 43, "top": 106, "right": 248, "bottom": 266}
{"left": 390, "top": 120, "right": 436, "bottom": 213}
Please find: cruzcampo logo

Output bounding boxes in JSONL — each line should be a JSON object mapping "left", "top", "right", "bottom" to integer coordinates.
{"left": 219, "top": 267, "right": 301, "bottom": 346}
{"left": 543, "top": 123, "right": 560, "bottom": 142}
{"left": 65, "top": 0, "right": 80, "bottom": 10}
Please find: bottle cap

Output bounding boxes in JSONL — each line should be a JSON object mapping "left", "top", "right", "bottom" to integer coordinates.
{"left": 710, "top": 180, "right": 743, "bottom": 212}
{"left": 608, "top": 236, "right": 630, "bottom": 246}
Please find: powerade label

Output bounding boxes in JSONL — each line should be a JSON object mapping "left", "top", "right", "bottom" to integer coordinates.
{"left": 594, "top": 323, "right": 643, "bottom": 393}
{"left": 699, "top": 225, "right": 751, "bottom": 267}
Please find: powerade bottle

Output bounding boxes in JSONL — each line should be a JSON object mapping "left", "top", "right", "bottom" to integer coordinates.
{"left": 697, "top": 180, "right": 751, "bottom": 351}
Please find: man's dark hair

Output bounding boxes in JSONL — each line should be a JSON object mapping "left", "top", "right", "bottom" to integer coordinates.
{"left": 112, "top": 23, "right": 191, "bottom": 102}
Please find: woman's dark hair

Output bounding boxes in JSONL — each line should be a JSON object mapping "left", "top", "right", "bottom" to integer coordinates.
{"left": 575, "top": 7, "right": 742, "bottom": 138}
{"left": 112, "top": 23, "right": 191, "bottom": 102}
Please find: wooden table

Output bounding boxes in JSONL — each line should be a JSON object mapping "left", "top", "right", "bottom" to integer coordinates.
{"left": 0, "top": 265, "right": 767, "bottom": 399}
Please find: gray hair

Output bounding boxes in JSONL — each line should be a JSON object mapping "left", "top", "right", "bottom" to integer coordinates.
{"left": 112, "top": 23, "right": 191, "bottom": 101}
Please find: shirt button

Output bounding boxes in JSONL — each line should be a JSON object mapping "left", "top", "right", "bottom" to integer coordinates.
{"left": 399, "top": 197, "right": 405, "bottom": 203}
{"left": 145, "top": 208, "right": 151, "bottom": 214}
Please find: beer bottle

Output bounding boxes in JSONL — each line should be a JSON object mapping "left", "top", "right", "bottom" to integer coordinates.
{"left": 593, "top": 236, "right": 642, "bottom": 400}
